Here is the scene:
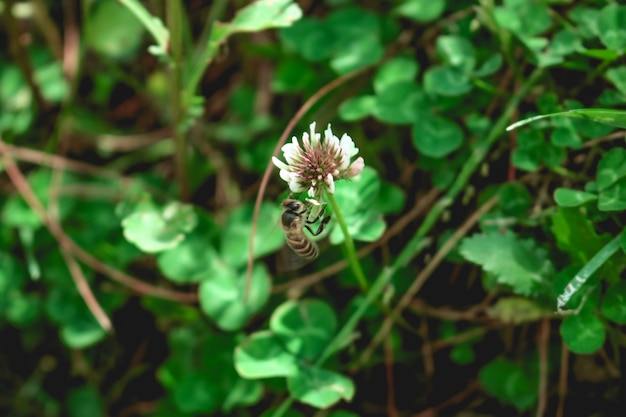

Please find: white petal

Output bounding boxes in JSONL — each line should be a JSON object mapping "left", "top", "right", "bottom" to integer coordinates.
{"left": 272, "top": 156, "right": 289, "bottom": 171}
{"left": 279, "top": 169, "right": 291, "bottom": 182}
{"left": 289, "top": 180, "right": 306, "bottom": 193}
{"left": 340, "top": 133, "right": 358, "bottom": 157}
{"left": 309, "top": 122, "right": 320, "bottom": 145}
{"left": 324, "top": 173, "right": 335, "bottom": 194}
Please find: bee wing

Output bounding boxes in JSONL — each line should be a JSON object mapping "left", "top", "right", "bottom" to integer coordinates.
{"left": 277, "top": 244, "right": 314, "bottom": 273}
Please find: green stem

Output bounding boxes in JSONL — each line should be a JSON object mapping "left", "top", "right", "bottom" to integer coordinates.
{"left": 166, "top": 0, "right": 189, "bottom": 201}
{"left": 325, "top": 192, "right": 369, "bottom": 291}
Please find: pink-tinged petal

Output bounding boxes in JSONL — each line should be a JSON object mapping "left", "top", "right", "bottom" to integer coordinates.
{"left": 324, "top": 173, "right": 335, "bottom": 193}
{"left": 344, "top": 156, "right": 364, "bottom": 178}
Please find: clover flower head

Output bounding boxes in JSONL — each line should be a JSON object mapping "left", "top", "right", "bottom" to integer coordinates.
{"left": 272, "top": 122, "right": 365, "bottom": 203}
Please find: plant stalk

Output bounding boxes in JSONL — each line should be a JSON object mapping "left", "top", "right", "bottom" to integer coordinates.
{"left": 325, "top": 192, "right": 369, "bottom": 292}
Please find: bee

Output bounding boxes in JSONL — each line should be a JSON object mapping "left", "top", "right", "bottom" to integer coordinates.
{"left": 280, "top": 198, "right": 330, "bottom": 265}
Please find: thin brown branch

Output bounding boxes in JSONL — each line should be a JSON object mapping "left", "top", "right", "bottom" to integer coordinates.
{"left": 0, "top": 139, "right": 198, "bottom": 304}
{"left": 556, "top": 340, "right": 569, "bottom": 417}
{"left": 60, "top": 248, "right": 113, "bottom": 332}
{"left": 358, "top": 196, "right": 500, "bottom": 366}
{"left": 536, "top": 318, "right": 550, "bottom": 417}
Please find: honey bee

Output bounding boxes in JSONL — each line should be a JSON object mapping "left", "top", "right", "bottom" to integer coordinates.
{"left": 280, "top": 198, "right": 330, "bottom": 265}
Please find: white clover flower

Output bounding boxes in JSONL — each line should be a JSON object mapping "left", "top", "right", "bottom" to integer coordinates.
{"left": 272, "top": 122, "right": 365, "bottom": 203}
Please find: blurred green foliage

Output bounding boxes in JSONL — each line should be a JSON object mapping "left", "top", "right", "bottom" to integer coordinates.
{"left": 3, "top": 0, "right": 626, "bottom": 416}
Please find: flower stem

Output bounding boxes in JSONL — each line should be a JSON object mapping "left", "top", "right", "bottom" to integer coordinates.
{"left": 325, "top": 192, "right": 369, "bottom": 291}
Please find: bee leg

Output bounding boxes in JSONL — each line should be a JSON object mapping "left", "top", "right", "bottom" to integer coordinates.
{"left": 306, "top": 204, "right": 326, "bottom": 224}
{"left": 305, "top": 215, "right": 331, "bottom": 236}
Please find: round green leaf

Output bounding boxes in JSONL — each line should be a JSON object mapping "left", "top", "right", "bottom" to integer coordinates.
{"left": 338, "top": 95, "right": 376, "bottom": 121}
{"left": 553, "top": 188, "right": 597, "bottom": 207}
{"left": 173, "top": 373, "right": 221, "bottom": 413}
{"left": 287, "top": 366, "right": 355, "bottom": 409}
{"left": 423, "top": 66, "right": 473, "bottom": 96}
{"left": 560, "top": 313, "right": 606, "bottom": 354}
{"left": 279, "top": 18, "right": 334, "bottom": 61}
{"left": 234, "top": 331, "right": 300, "bottom": 378}
{"left": 373, "top": 56, "right": 419, "bottom": 93}
{"left": 373, "top": 81, "right": 428, "bottom": 124}
{"left": 273, "top": 58, "right": 319, "bottom": 92}
{"left": 270, "top": 299, "right": 337, "bottom": 361}
{"left": 436, "top": 35, "right": 476, "bottom": 74}
{"left": 498, "top": 183, "right": 532, "bottom": 218}
{"left": 61, "top": 316, "right": 107, "bottom": 349}
{"left": 121, "top": 198, "right": 198, "bottom": 254}
{"left": 85, "top": 0, "right": 146, "bottom": 61}
{"left": 550, "top": 126, "right": 582, "bottom": 148}
{"left": 156, "top": 214, "right": 220, "bottom": 283}
{"left": 330, "top": 35, "right": 383, "bottom": 74}
{"left": 412, "top": 114, "right": 463, "bottom": 158}
{"left": 231, "top": 0, "right": 303, "bottom": 31}
{"left": 199, "top": 264, "right": 270, "bottom": 331}
{"left": 393, "top": 0, "right": 446, "bottom": 23}
{"left": 598, "top": 4, "right": 626, "bottom": 50}
{"left": 601, "top": 281, "right": 626, "bottom": 324}
{"left": 597, "top": 148, "right": 626, "bottom": 191}
{"left": 220, "top": 202, "right": 283, "bottom": 268}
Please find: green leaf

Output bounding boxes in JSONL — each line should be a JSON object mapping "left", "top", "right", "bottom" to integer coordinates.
{"left": 479, "top": 358, "right": 538, "bottom": 411}
{"left": 331, "top": 167, "right": 387, "bottom": 243}
{"left": 473, "top": 53, "right": 503, "bottom": 77}
{"left": 68, "top": 386, "right": 104, "bottom": 417}
{"left": 597, "top": 148, "right": 626, "bottom": 191}
{"left": 498, "top": 183, "right": 532, "bottom": 218}
{"left": 270, "top": 299, "right": 337, "bottom": 361}
{"left": 199, "top": 264, "right": 270, "bottom": 331}
{"left": 393, "top": 0, "right": 446, "bottom": 23}
{"left": 272, "top": 57, "right": 319, "bottom": 92}
{"left": 279, "top": 18, "right": 334, "bottom": 61}
{"left": 560, "top": 313, "right": 606, "bottom": 354}
{"left": 85, "top": 0, "right": 146, "bottom": 60}
{"left": 287, "top": 366, "right": 355, "bottom": 409}
{"left": 411, "top": 114, "right": 463, "bottom": 158}
{"left": 60, "top": 316, "right": 107, "bottom": 349}
{"left": 173, "top": 373, "right": 221, "bottom": 413}
{"left": 373, "top": 82, "right": 428, "bottom": 124}
{"left": 330, "top": 35, "right": 384, "bottom": 74}
{"left": 211, "top": 0, "right": 303, "bottom": 57}
{"left": 601, "top": 281, "right": 626, "bottom": 324}
{"left": 338, "top": 95, "right": 376, "bottom": 121}
{"left": 606, "top": 66, "right": 626, "bottom": 96}
{"left": 436, "top": 35, "right": 476, "bottom": 74}
{"left": 598, "top": 180, "right": 626, "bottom": 211}
{"left": 423, "top": 66, "right": 472, "bottom": 96}
{"left": 121, "top": 196, "right": 198, "bottom": 254}
{"left": 597, "top": 4, "right": 626, "bottom": 51}
{"left": 459, "top": 231, "right": 554, "bottom": 296}
{"left": 550, "top": 207, "right": 612, "bottom": 267}
{"left": 373, "top": 56, "right": 419, "bottom": 93}
{"left": 220, "top": 201, "right": 284, "bottom": 268}
{"left": 553, "top": 188, "right": 597, "bottom": 207}
{"left": 234, "top": 331, "right": 300, "bottom": 378}
{"left": 550, "top": 126, "right": 582, "bottom": 148}
{"left": 511, "top": 129, "right": 564, "bottom": 171}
